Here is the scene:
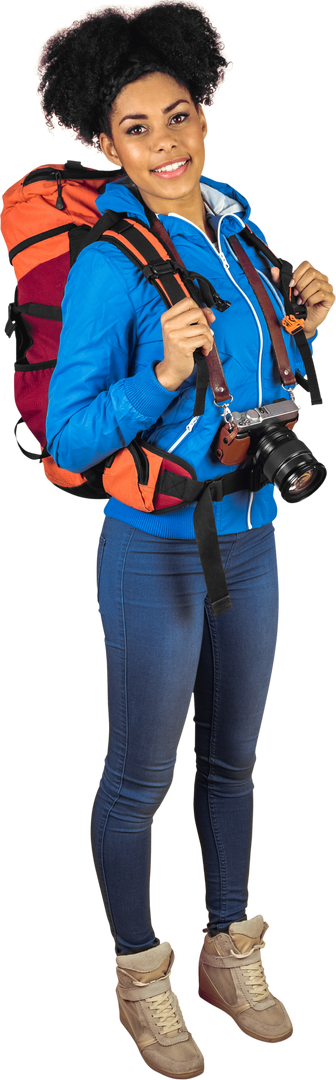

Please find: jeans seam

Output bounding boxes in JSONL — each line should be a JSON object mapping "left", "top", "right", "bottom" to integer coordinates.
{"left": 99, "top": 527, "right": 138, "bottom": 915}
{"left": 205, "top": 604, "right": 229, "bottom": 924}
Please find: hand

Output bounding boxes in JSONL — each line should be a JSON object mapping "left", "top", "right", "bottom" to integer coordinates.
{"left": 271, "top": 263, "right": 335, "bottom": 338}
{"left": 155, "top": 299, "right": 216, "bottom": 391}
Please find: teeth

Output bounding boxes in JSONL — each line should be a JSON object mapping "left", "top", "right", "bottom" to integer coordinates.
{"left": 154, "top": 160, "right": 188, "bottom": 173}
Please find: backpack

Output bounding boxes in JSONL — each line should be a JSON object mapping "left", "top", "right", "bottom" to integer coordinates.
{"left": 1, "top": 160, "right": 323, "bottom": 615}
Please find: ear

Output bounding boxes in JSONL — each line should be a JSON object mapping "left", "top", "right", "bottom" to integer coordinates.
{"left": 99, "top": 133, "right": 121, "bottom": 166}
{"left": 197, "top": 102, "right": 210, "bottom": 135}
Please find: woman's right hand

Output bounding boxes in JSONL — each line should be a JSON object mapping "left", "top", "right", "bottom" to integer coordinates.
{"left": 155, "top": 298, "right": 216, "bottom": 391}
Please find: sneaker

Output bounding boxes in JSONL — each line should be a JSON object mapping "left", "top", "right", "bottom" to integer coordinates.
{"left": 196, "top": 911, "right": 296, "bottom": 1045}
{"left": 113, "top": 937, "right": 208, "bottom": 1080}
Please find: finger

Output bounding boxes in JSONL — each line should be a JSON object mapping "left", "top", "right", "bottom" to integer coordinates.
{"left": 290, "top": 264, "right": 315, "bottom": 294}
{"left": 162, "top": 309, "right": 207, "bottom": 331}
{"left": 292, "top": 267, "right": 329, "bottom": 293}
{"left": 191, "top": 311, "right": 211, "bottom": 326}
{"left": 297, "top": 281, "right": 334, "bottom": 305}
{"left": 175, "top": 317, "right": 212, "bottom": 339}
{"left": 186, "top": 307, "right": 209, "bottom": 325}
{"left": 293, "top": 273, "right": 326, "bottom": 302}
{"left": 161, "top": 297, "right": 199, "bottom": 322}
{"left": 274, "top": 264, "right": 332, "bottom": 309}
{"left": 293, "top": 268, "right": 318, "bottom": 293}
{"left": 202, "top": 306, "right": 216, "bottom": 324}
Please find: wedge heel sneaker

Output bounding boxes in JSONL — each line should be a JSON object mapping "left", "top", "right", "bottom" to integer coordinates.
{"left": 116, "top": 942, "right": 204, "bottom": 1078}
{"left": 198, "top": 915, "right": 293, "bottom": 1043}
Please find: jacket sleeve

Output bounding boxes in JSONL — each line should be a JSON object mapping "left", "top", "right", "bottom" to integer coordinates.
{"left": 305, "top": 329, "right": 318, "bottom": 347}
{"left": 46, "top": 242, "right": 180, "bottom": 473}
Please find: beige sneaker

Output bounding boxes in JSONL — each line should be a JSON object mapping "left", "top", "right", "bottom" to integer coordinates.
{"left": 116, "top": 941, "right": 204, "bottom": 1077}
{"left": 196, "top": 915, "right": 296, "bottom": 1041}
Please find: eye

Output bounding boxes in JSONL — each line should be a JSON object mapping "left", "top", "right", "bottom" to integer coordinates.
{"left": 126, "top": 123, "right": 147, "bottom": 135}
{"left": 170, "top": 112, "right": 189, "bottom": 124}
{"left": 126, "top": 111, "right": 190, "bottom": 135}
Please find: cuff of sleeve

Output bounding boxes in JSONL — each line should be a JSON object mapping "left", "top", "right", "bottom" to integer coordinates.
{"left": 308, "top": 326, "right": 321, "bottom": 343}
{"left": 124, "top": 361, "right": 180, "bottom": 419}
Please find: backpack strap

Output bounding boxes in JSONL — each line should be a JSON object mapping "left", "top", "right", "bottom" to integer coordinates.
{"left": 73, "top": 208, "right": 232, "bottom": 417}
{"left": 231, "top": 226, "right": 322, "bottom": 405}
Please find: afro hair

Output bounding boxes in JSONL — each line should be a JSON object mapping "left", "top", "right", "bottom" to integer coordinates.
{"left": 38, "top": 3, "right": 230, "bottom": 150}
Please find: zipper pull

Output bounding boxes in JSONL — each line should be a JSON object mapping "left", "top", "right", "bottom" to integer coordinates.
{"left": 185, "top": 417, "right": 199, "bottom": 433}
{"left": 55, "top": 172, "right": 65, "bottom": 210}
{"left": 167, "top": 415, "right": 199, "bottom": 454}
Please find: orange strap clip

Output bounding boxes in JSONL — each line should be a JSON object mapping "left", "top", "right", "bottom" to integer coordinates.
{"left": 281, "top": 313, "right": 306, "bottom": 335}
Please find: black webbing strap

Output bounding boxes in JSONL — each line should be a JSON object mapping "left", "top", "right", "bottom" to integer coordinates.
{"left": 13, "top": 417, "right": 50, "bottom": 461}
{"left": 158, "top": 464, "right": 269, "bottom": 616}
{"left": 9, "top": 223, "right": 77, "bottom": 264}
{"left": 5, "top": 302, "right": 62, "bottom": 337}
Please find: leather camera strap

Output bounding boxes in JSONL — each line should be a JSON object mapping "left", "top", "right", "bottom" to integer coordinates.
{"left": 228, "top": 234, "right": 296, "bottom": 388}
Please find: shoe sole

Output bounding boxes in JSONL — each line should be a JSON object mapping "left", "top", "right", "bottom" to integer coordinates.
{"left": 198, "top": 988, "right": 293, "bottom": 1043}
{"left": 196, "top": 989, "right": 296, "bottom": 1045}
{"left": 120, "top": 1014, "right": 204, "bottom": 1077}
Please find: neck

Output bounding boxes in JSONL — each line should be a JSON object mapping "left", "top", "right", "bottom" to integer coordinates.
{"left": 137, "top": 181, "right": 210, "bottom": 236}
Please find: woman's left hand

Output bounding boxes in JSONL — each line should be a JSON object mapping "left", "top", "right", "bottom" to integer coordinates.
{"left": 271, "top": 262, "right": 335, "bottom": 338}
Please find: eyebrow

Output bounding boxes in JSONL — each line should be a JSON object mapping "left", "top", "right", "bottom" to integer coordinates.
{"left": 118, "top": 99, "right": 190, "bottom": 126}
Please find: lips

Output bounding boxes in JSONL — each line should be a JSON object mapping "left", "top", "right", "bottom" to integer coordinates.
{"left": 152, "top": 157, "right": 190, "bottom": 171}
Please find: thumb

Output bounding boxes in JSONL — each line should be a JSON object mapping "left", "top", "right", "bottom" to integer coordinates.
{"left": 202, "top": 306, "right": 216, "bottom": 324}
{"left": 271, "top": 267, "right": 280, "bottom": 283}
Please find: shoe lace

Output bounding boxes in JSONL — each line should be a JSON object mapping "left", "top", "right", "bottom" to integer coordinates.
{"left": 142, "top": 987, "right": 182, "bottom": 1035}
{"left": 230, "top": 939, "right": 269, "bottom": 1002}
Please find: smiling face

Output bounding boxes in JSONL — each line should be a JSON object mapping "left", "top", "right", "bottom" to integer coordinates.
{"left": 99, "top": 71, "right": 208, "bottom": 219}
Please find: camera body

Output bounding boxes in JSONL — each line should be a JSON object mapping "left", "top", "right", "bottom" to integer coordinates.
{"left": 214, "top": 399, "right": 298, "bottom": 466}
{"left": 213, "top": 398, "right": 326, "bottom": 502}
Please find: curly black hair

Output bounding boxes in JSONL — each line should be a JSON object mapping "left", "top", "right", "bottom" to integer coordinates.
{"left": 38, "top": 3, "right": 230, "bottom": 150}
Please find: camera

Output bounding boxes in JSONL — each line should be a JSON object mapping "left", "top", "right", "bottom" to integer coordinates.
{"left": 214, "top": 399, "right": 326, "bottom": 502}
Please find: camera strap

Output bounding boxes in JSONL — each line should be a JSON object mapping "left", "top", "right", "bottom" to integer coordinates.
{"left": 228, "top": 233, "right": 298, "bottom": 388}
{"left": 230, "top": 226, "right": 322, "bottom": 405}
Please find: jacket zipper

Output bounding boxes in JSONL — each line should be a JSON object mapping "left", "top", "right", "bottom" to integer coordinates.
{"left": 168, "top": 415, "right": 199, "bottom": 453}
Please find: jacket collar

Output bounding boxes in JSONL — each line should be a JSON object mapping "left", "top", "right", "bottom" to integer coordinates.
{"left": 96, "top": 173, "right": 251, "bottom": 241}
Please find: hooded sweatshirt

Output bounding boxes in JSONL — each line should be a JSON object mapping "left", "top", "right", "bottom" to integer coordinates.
{"left": 46, "top": 174, "right": 317, "bottom": 536}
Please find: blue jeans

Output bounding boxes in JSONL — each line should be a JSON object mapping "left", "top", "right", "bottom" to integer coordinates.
{"left": 91, "top": 517, "right": 278, "bottom": 955}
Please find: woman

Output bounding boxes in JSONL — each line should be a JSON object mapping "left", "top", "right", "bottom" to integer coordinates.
{"left": 39, "top": 4, "right": 334, "bottom": 1076}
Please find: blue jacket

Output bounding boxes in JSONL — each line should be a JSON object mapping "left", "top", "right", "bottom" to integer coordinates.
{"left": 46, "top": 174, "right": 318, "bottom": 537}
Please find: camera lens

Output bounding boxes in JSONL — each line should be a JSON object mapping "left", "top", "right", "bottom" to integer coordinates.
{"left": 252, "top": 423, "right": 326, "bottom": 502}
{"left": 287, "top": 468, "right": 316, "bottom": 495}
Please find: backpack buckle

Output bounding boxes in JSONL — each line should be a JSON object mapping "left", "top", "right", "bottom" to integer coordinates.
{"left": 281, "top": 313, "right": 306, "bottom": 335}
{"left": 5, "top": 302, "right": 16, "bottom": 338}
{"left": 1, "top": 300, "right": 16, "bottom": 336}
{"left": 141, "top": 258, "right": 180, "bottom": 282}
